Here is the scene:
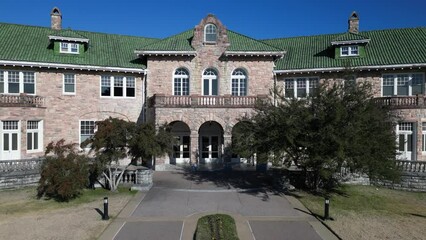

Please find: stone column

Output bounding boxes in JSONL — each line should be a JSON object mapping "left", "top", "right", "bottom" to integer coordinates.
{"left": 190, "top": 133, "right": 199, "bottom": 165}
{"left": 223, "top": 134, "right": 232, "bottom": 163}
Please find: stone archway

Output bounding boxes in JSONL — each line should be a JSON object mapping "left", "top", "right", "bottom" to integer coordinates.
{"left": 198, "top": 121, "right": 224, "bottom": 164}
{"left": 169, "top": 121, "right": 191, "bottom": 165}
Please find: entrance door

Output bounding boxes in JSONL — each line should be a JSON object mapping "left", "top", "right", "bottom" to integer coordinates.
{"left": 200, "top": 136, "right": 219, "bottom": 163}
{"left": 173, "top": 135, "right": 190, "bottom": 164}
{"left": 397, "top": 122, "right": 413, "bottom": 160}
{"left": 1, "top": 121, "right": 20, "bottom": 160}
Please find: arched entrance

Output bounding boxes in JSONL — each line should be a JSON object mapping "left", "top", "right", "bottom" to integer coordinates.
{"left": 170, "top": 121, "right": 191, "bottom": 164}
{"left": 198, "top": 121, "right": 224, "bottom": 164}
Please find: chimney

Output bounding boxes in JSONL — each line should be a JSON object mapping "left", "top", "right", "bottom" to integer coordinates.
{"left": 348, "top": 11, "right": 359, "bottom": 34}
{"left": 50, "top": 7, "right": 62, "bottom": 30}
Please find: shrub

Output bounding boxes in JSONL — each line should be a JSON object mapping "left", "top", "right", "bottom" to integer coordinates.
{"left": 195, "top": 214, "right": 239, "bottom": 240}
{"left": 37, "top": 139, "right": 89, "bottom": 201}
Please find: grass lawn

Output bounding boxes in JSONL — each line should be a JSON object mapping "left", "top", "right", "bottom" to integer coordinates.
{"left": 296, "top": 185, "right": 426, "bottom": 240}
{"left": 195, "top": 214, "right": 239, "bottom": 240}
{"left": 0, "top": 186, "right": 136, "bottom": 240}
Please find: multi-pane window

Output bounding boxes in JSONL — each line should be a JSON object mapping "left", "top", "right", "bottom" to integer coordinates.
{"left": 422, "top": 123, "right": 426, "bottom": 153}
{"left": 0, "top": 70, "right": 35, "bottom": 94}
{"left": 285, "top": 77, "right": 319, "bottom": 98}
{"left": 63, "top": 74, "right": 75, "bottom": 94}
{"left": 114, "top": 77, "right": 124, "bottom": 97}
{"left": 2, "top": 121, "right": 19, "bottom": 152}
{"left": 231, "top": 69, "right": 247, "bottom": 96}
{"left": 0, "top": 71, "right": 4, "bottom": 93}
{"left": 101, "top": 76, "right": 135, "bottom": 97}
{"left": 27, "top": 120, "right": 42, "bottom": 151}
{"left": 60, "top": 42, "right": 79, "bottom": 54}
{"left": 173, "top": 68, "right": 190, "bottom": 96}
{"left": 205, "top": 24, "right": 217, "bottom": 42}
{"left": 382, "top": 73, "right": 424, "bottom": 96}
{"left": 341, "top": 45, "right": 359, "bottom": 56}
{"left": 80, "top": 120, "right": 96, "bottom": 146}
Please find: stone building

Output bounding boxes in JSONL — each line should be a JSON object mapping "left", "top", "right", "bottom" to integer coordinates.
{"left": 1, "top": 9, "right": 425, "bottom": 170}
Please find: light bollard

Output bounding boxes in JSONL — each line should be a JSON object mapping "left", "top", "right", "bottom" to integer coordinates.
{"left": 103, "top": 197, "right": 109, "bottom": 220}
{"left": 324, "top": 197, "right": 330, "bottom": 220}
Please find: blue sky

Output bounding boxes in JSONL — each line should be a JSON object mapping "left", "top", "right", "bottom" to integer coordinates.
{"left": 1, "top": 0, "right": 425, "bottom": 39}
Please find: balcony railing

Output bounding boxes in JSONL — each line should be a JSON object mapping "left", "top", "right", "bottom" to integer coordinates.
{"left": 149, "top": 94, "right": 268, "bottom": 108}
{"left": 396, "top": 160, "right": 426, "bottom": 173}
{"left": 374, "top": 95, "right": 426, "bottom": 109}
{"left": 0, "top": 94, "right": 45, "bottom": 108}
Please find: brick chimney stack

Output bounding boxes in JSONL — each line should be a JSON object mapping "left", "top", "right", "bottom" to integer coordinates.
{"left": 50, "top": 7, "right": 62, "bottom": 30}
{"left": 348, "top": 11, "right": 359, "bottom": 34}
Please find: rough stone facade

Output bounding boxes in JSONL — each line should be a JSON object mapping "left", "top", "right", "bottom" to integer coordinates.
{"left": 1, "top": 67, "right": 144, "bottom": 160}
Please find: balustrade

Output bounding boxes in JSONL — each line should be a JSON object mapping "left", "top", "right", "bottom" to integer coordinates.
{"left": 0, "top": 94, "right": 45, "bottom": 107}
{"left": 150, "top": 94, "right": 266, "bottom": 108}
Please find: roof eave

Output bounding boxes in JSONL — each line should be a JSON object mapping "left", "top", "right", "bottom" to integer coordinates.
{"left": 224, "top": 51, "right": 286, "bottom": 58}
{"left": 48, "top": 35, "right": 90, "bottom": 43}
{"left": 0, "top": 60, "right": 146, "bottom": 74}
{"left": 274, "top": 63, "right": 426, "bottom": 74}
{"left": 134, "top": 50, "right": 196, "bottom": 57}
{"left": 331, "top": 39, "right": 370, "bottom": 46}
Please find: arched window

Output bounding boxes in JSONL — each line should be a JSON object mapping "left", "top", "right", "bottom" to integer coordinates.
{"left": 173, "top": 68, "right": 189, "bottom": 95}
{"left": 204, "top": 24, "right": 217, "bottom": 43}
{"left": 231, "top": 69, "right": 247, "bottom": 96}
{"left": 202, "top": 68, "right": 218, "bottom": 96}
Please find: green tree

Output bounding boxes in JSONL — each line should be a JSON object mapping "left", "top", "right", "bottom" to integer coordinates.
{"left": 37, "top": 139, "right": 89, "bottom": 201}
{"left": 84, "top": 118, "right": 175, "bottom": 190}
{"left": 235, "top": 82, "right": 400, "bottom": 192}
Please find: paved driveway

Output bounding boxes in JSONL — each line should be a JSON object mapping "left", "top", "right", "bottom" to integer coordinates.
{"left": 105, "top": 170, "right": 337, "bottom": 240}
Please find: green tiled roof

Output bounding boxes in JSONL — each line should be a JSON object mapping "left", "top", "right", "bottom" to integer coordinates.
{"left": 138, "top": 29, "right": 195, "bottom": 51}
{"left": 263, "top": 28, "right": 426, "bottom": 71}
{"left": 0, "top": 23, "right": 159, "bottom": 69}
{"left": 138, "top": 29, "right": 282, "bottom": 52}
{"left": 50, "top": 29, "right": 88, "bottom": 39}
{"left": 332, "top": 32, "right": 369, "bottom": 42}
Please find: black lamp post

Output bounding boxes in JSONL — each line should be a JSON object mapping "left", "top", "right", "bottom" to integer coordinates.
{"left": 103, "top": 197, "right": 109, "bottom": 220}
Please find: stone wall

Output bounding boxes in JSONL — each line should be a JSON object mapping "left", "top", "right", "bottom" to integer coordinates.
{"left": 0, "top": 159, "right": 41, "bottom": 189}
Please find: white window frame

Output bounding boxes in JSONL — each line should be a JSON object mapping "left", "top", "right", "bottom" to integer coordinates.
{"left": 204, "top": 24, "right": 217, "bottom": 43}
{"left": 60, "top": 42, "right": 79, "bottom": 54}
{"left": 422, "top": 122, "right": 426, "bottom": 154}
{"left": 340, "top": 45, "right": 359, "bottom": 56}
{"left": 381, "top": 72, "right": 425, "bottom": 97}
{"left": 0, "top": 70, "right": 36, "bottom": 95}
{"left": 100, "top": 76, "right": 136, "bottom": 98}
{"left": 231, "top": 68, "right": 248, "bottom": 96}
{"left": 284, "top": 77, "right": 319, "bottom": 98}
{"left": 79, "top": 120, "right": 96, "bottom": 149}
{"left": 63, "top": 73, "right": 76, "bottom": 95}
{"left": 26, "top": 120, "right": 43, "bottom": 153}
{"left": 173, "top": 68, "right": 190, "bottom": 96}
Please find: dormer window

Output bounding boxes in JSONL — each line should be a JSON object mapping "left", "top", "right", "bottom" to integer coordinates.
{"left": 60, "top": 42, "right": 79, "bottom": 54}
{"left": 341, "top": 45, "right": 358, "bottom": 56}
{"left": 204, "top": 24, "right": 217, "bottom": 43}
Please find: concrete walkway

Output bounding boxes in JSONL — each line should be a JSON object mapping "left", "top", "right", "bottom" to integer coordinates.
{"left": 99, "top": 171, "right": 338, "bottom": 240}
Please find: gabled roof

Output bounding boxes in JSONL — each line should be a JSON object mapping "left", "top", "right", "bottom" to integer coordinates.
{"left": 0, "top": 23, "right": 159, "bottom": 70}
{"left": 263, "top": 27, "right": 426, "bottom": 72}
{"left": 331, "top": 32, "right": 370, "bottom": 45}
{"left": 135, "top": 28, "right": 284, "bottom": 57}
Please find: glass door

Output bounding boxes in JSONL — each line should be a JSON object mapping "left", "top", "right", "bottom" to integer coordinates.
{"left": 1, "top": 121, "right": 20, "bottom": 160}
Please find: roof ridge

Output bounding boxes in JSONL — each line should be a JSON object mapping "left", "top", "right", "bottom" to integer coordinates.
{"left": 0, "top": 21, "right": 159, "bottom": 41}
{"left": 227, "top": 29, "right": 283, "bottom": 52}
{"left": 137, "top": 29, "right": 194, "bottom": 51}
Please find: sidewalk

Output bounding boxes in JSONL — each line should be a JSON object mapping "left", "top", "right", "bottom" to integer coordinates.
{"left": 99, "top": 171, "right": 338, "bottom": 240}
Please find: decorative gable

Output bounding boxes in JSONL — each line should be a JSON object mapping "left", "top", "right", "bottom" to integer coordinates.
{"left": 191, "top": 14, "right": 230, "bottom": 49}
